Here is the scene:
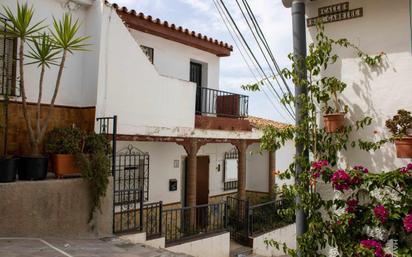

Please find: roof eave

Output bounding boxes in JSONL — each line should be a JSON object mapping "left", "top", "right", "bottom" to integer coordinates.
{"left": 116, "top": 11, "right": 232, "bottom": 57}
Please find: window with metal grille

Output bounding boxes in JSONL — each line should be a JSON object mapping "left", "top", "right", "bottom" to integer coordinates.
{"left": 0, "top": 19, "right": 18, "bottom": 97}
{"left": 224, "top": 148, "right": 238, "bottom": 190}
{"left": 140, "top": 45, "right": 154, "bottom": 64}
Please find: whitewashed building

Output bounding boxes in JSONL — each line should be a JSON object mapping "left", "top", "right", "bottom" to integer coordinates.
{"left": 0, "top": 0, "right": 295, "bottom": 256}
{"left": 303, "top": 0, "right": 412, "bottom": 171}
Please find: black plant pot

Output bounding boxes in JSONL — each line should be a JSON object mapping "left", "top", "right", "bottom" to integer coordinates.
{"left": 18, "top": 156, "right": 48, "bottom": 180}
{"left": 0, "top": 157, "right": 18, "bottom": 183}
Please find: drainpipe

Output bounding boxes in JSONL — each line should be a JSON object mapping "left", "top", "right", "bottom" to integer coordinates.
{"left": 283, "top": 0, "right": 309, "bottom": 256}
{"left": 410, "top": 0, "right": 412, "bottom": 53}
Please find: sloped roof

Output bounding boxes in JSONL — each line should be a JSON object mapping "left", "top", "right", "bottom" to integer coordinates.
{"left": 246, "top": 116, "right": 292, "bottom": 130}
{"left": 106, "top": 1, "right": 233, "bottom": 57}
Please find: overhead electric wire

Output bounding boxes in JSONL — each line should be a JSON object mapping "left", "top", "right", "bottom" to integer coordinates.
{"left": 218, "top": 0, "right": 296, "bottom": 120}
{"left": 234, "top": 0, "right": 289, "bottom": 100}
{"left": 213, "top": 0, "right": 294, "bottom": 121}
{"left": 242, "top": 0, "right": 293, "bottom": 96}
{"left": 212, "top": 0, "right": 291, "bottom": 122}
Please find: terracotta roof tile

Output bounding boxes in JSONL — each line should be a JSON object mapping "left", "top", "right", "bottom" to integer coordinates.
{"left": 246, "top": 116, "right": 292, "bottom": 130}
{"left": 105, "top": 1, "right": 233, "bottom": 55}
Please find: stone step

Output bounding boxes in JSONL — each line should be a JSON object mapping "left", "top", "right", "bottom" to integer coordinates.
{"left": 230, "top": 246, "right": 253, "bottom": 257}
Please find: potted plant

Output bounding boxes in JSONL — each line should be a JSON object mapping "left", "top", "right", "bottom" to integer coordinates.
{"left": 45, "top": 126, "right": 84, "bottom": 178}
{"left": 0, "top": 32, "right": 18, "bottom": 183}
{"left": 1, "top": 3, "right": 89, "bottom": 180}
{"left": 385, "top": 109, "right": 412, "bottom": 158}
{"left": 319, "top": 77, "right": 347, "bottom": 133}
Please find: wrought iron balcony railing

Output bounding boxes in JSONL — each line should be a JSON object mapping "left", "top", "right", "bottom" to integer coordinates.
{"left": 195, "top": 87, "right": 249, "bottom": 118}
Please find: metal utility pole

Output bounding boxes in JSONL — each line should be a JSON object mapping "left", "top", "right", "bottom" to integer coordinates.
{"left": 283, "top": 0, "right": 308, "bottom": 255}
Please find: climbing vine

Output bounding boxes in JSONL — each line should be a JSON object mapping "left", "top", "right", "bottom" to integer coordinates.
{"left": 245, "top": 23, "right": 411, "bottom": 256}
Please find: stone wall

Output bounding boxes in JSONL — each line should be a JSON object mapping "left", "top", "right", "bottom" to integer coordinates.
{"left": 0, "top": 101, "right": 95, "bottom": 155}
{"left": 252, "top": 223, "right": 296, "bottom": 256}
{"left": 0, "top": 177, "right": 113, "bottom": 238}
{"left": 167, "top": 232, "right": 230, "bottom": 257}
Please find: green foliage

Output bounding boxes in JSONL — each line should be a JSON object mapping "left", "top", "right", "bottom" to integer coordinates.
{"left": 44, "top": 126, "right": 84, "bottom": 154}
{"left": 50, "top": 13, "right": 90, "bottom": 53}
{"left": 26, "top": 32, "right": 60, "bottom": 67}
{"left": 253, "top": 23, "right": 412, "bottom": 257}
{"left": 0, "top": 2, "right": 90, "bottom": 154}
{"left": 77, "top": 133, "right": 110, "bottom": 222}
{"left": 385, "top": 109, "right": 412, "bottom": 137}
{"left": 0, "top": 2, "right": 46, "bottom": 40}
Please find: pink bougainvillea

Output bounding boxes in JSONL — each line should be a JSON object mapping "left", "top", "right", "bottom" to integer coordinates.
{"left": 311, "top": 160, "right": 329, "bottom": 178}
{"left": 403, "top": 213, "right": 412, "bottom": 233}
{"left": 312, "top": 160, "right": 329, "bottom": 170}
{"left": 373, "top": 205, "right": 389, "bottom": 224}
{"left": 353, "top": 165, "right": 369, "bottom": 174}
{"left": 360, "top": 240, "right": 392, "bottom": 257}
{"left": 400, "top": 163, "right": 412, "bottom": 174}
{"left": 331, "top": 169, "right": 351, "bottom": 191}
{"left": 345, "top": 199, "right": 359, "bottom": 213}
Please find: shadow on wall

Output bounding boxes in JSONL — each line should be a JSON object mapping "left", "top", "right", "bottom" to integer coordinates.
{"left": 307, "top": 0, "right": 412, "bottom": 172}
{"left": 340, "top": 58, "right": 397, "bottom": 172}
{"left": 315, "top": 45, "right": 397, "bottom": 172}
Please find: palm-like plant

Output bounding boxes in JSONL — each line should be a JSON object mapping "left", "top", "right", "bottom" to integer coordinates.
{"left": 1, "top": 2, "right": 89, "bottom": 154}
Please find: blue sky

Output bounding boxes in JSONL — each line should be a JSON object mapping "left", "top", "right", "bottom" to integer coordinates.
{"left": 113, "top": 0, "right": 294, "bottom": 123}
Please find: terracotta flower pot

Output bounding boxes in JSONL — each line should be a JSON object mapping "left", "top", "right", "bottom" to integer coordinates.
{"left": 51, "top": 154, "right": 80, "bottom": 178}
{"left": 394, "top": 137, "right": 412, "bottom": 158}
{"left": 323, "top": 113, "right": 345, "bottom": 133}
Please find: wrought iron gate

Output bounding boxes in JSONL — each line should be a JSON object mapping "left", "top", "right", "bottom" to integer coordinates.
{"left": 112, "top": 145, "right": 150, "bottom": 234}
{"left": 227, "top": 196, "right": 251, "bottom": 246}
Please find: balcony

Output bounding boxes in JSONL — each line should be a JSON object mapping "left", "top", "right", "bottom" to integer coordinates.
{"left": 195, "top": 87, "right": 249, "bottom": 118}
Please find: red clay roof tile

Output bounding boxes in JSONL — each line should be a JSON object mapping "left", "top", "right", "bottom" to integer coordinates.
{"left": 106, "top": 1, "right": 233, "bottom": 56}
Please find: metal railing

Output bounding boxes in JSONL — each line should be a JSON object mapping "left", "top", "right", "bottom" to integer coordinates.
{"left": 162, "top": 202, "right": 227, "bottom": 245}
{"left": 143, "top": 201, "right": 163, "bottom": 239}
{"left": 96, "top": 116, "right": 117, "bottom": 176}
{"left": 227, "top": 196, "right": 294, "bottom": 243}
{"left": 223, "top": 181, "right": 238, "bottom": 191}
{"left": 227, "top": 196, "right": 250, "bottom": 244}
{"left": 196, "top": 87, "right": 249, "bottom": 118}
{"left": 248, "top": 198, "right": 294, "bottom": 237}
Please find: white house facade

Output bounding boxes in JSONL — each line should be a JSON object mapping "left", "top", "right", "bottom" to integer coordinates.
{"left": 306, "top": 0, "right": 412, "bottom": 171}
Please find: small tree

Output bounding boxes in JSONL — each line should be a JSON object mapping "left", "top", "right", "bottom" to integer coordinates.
{"left": 1, "top": 2, "right": 89, "bottom": 154}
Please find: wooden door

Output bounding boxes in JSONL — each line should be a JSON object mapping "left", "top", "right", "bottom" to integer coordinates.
{"left": 196, "top": 156, "right": 209, "bottom": 205}
{"left": 196, "top": 156, "right": 209, "bottom": 228}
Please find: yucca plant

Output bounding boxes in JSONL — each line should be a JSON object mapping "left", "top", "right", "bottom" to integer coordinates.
{"left": 1, "top": 2, "right": 89, "bottom": 154}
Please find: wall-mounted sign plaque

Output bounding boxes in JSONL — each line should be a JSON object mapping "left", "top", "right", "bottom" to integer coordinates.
{"left": 307, "top": 2, "right": 363, "bottom": 27}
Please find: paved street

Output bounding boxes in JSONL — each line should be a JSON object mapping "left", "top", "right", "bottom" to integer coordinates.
{"left": 0, "top": 237, "right": 191, "bottom": 257}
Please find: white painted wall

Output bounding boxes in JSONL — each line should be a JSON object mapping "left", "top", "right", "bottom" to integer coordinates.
{"left": 276, "top": 140, "right": 295, "bottom": 187}
{"left": 130, "top": 30, "right": 221, "bottom": 91}
{"left": 167, "top": 232, "right": 230, "bottom": 257}
{"left": 306, "top": 0, "right": 412, "bottom": 171}
{"left": 94, "top": 4, "right": 197, "bottom": 132}
{"left": 247, "top": 143, "right": 269, "bottom": 193}
{"left": 116, "top": 141, "right": 276, "bottom": 205}
{"left": 2, "top": 0, "right": 96, "bottom": 107}
{"left": 246, "top": 140, "right": 295, "bottom": 193}
{"left": 198, "top": 143, "right": 237, "bottom": 197}
{"left": 252, "top": 224, "right": 296, "bottom": 257}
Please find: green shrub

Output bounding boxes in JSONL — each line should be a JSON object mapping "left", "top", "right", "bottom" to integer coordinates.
{"left": 385, "top": 109, "right": 412, "bottom": 137}
{"left": 44, "top": 126, "right": 84, "bottom": 154}
{"left": 77, "top": 132, "right": 110, "bottom": 222}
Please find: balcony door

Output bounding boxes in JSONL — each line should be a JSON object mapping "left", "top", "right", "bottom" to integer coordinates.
{"left": 190, "top": 62, "right": 202, "bottom": 114}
